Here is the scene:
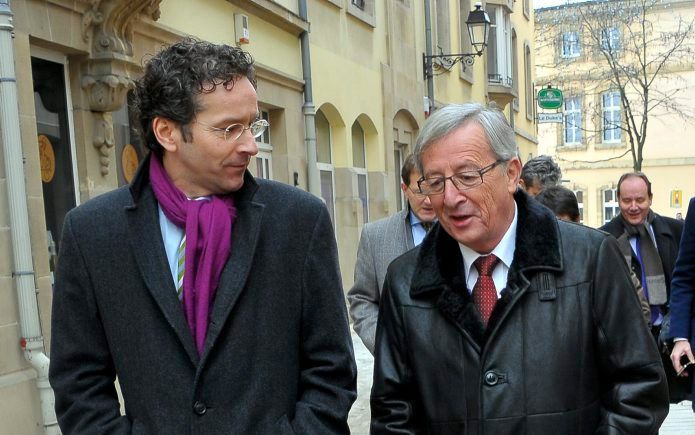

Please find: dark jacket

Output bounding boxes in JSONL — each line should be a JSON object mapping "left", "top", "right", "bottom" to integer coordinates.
{"left": 49, "top": 160, "right": 357, "bottom": 434}
{"left": 600, "top": 212, "right": 684, "bottom": 303}
{"left": 370, "top": 191, "right": 668, "bottom": 435}
{"left": 667, "top": 197, "right": 695, "bottom": 407}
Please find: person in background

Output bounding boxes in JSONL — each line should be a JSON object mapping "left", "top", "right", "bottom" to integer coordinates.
{"left": 370, "top": 103, "right": 667, "bottom": 434}
{"left": 49, "top": 39, "right": 356, "bottom": 434}
{"left": 536, "top": 185, "right": 652, "bottom": 327}
{"left": 599, "top": 172, "right": 686, "bottom": 403}
{"left": 669, "top": 196, "right": 695, "bottom": 410}
{"left": 347, "top": 154, "right": 436, "bottom": 354}
{"left": 519, "top": 154, "right": 562, "bottom": 196}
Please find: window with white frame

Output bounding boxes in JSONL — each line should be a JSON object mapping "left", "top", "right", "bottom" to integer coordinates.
{"left": 254, "top": 110, "right": 272, "bottom": 180}
{"left": 486, "top": 5, "right": 513, "bottom": 87}
{"left": 561, "top": 31, "right": 580, "bottom": 58}
{"left": 574, "top": 190, "right": 584, "bottom": 223}
{"left": 316, "top": 110, "right": 335, "bottom": 226}
{"left": 602, "top": 91, "right": 621, "bottom": 143}
{"left": 603, "top": 188, "right": 620, "bottom": 224}
{"left": 352, "top": 121, "right": 369, "bottom": 224}
{"left": 563, "top": 96, "right": 582, "bottom": 145}
{"left": 600, "top": 27, "right": 620, "bottom": 52}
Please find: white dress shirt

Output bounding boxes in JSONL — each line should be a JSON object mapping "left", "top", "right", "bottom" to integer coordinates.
{"left": 159, "top": 206, "right": 185, "bottom": 287}
{"left": 459, "top": 203, "right": 518, "bottom": 297}
{"left": 158, "top": 196, "right": 210, "bottom": 288}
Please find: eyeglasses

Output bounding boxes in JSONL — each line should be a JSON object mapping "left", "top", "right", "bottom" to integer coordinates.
{"left": 417, "top": 159, "right": 506, "bottom": 195}
{"left": 407, "top": 186, "right": 428, "bottom": 197}
{"left": 196, "top": 118, "right": 269, "bottom": 142}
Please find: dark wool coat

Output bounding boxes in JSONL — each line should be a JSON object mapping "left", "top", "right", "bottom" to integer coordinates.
{"left": 49, "top": 160, "right": 357, "bottom": 434}
{"left": 668, "top": 197, "right": 695, "bottom": 408}
{"left": 370, "top": 191, "right": 668, "bottom": 435}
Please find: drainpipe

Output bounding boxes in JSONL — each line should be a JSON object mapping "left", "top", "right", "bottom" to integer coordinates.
{"left": 424, "top": 0, "right": 435, "bottom": 114}
{"left": 0, "top": 2, "right": 60, "bottom": 434}
{"left": 298, "top": 0, "right": 320, "bottom": 197}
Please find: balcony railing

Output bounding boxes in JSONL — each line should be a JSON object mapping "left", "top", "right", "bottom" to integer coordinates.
{"left": 487, "top": 74, "right": 513, "bottom": 87}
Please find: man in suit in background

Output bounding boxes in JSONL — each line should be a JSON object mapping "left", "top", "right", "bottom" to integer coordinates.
{"left": 669, "top": 196, "right": 695, "bottom": 410}
{"left": 49, "top": 38, "right": 356, "bottom": 434}
{"left": 347, "top": 154, "right": 436, "bottom": 354}
{"left": 600, "top": 172, "right": 686, "bottom": 402}
{"left": 600, "top": 173, "right": 683, "bottom": 337}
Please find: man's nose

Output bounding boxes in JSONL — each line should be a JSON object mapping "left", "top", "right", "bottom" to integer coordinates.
{"left": 236, "top": 132, "right": 259, "bottom": 156}
{"left": 442, "top": 178, "right": 464, "bottom": 206}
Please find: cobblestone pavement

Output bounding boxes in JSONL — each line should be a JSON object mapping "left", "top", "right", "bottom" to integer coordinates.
{"left": 347, "top": 331, "right": 695, "bottom": 435}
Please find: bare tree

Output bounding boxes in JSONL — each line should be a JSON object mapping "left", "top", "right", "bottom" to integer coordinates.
{"left": 535, "top": 0, "right": 695, "bottom": 171}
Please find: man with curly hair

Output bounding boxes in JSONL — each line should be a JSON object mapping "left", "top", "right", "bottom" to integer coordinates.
{"left": 519, "top": 154, "right": 562, "bottom": 196}
{"left": 49, "top": 39, "right": 357, "bottom": 434}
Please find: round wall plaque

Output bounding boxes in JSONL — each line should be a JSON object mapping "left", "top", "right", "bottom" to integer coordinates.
{"left": 122, "top": 144, "right": 139, "bottom": 183}
{"left": 38, "top": 134, "right": 56, "bottom": 183}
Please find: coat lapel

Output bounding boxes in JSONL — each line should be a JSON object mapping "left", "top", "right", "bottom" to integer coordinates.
{"left": 199, "top": 174, "right": 263, "bottom": 364}
{"left": 402, "top": 209, "right": 415, "bottom": 250}
{"left": 125, "top": 183, "right": 199, "bottom": 365}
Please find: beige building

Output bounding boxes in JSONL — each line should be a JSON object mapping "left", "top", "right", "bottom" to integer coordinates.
{"left": 0, "top": 1, "right": 535, "bottom": 432}
{"left": 535, "top": 0, "right": 695, "bottom": 228}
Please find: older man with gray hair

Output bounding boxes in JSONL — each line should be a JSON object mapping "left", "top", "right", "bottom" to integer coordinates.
{"left": 520, "top": 154, "right": 562, "bottom": 196}
{"left": 370, "top": 103, "right": 668, "bottom": 434}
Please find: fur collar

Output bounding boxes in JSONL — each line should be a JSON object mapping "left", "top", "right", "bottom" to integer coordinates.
{"left": 409, "top": 189, "right": 563, "bottom": 346}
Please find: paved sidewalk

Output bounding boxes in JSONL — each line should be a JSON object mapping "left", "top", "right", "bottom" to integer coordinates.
{"left": 347, "top": 331, "right": 695, "bottom": 434}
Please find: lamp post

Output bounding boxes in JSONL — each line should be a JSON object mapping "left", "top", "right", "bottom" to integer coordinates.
{"left": 423, "top": 2, "right": 491, "bottom": 115}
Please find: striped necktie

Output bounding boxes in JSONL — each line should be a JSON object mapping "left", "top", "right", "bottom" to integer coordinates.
{"left": 176, "top": 234, "right": 186, "bottom": 301}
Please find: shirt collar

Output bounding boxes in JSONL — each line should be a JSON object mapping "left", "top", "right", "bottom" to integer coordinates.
{"left": 459, "top": 201, "right": 518, "bottom": 276}
{"left": 409, "top": 210, "right": 423, "bottom": 227}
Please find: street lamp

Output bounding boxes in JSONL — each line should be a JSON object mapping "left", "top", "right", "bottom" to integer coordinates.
{"left": 423, "top": 3, "right": 490, "bottom": 75}
{"left": 423, "top": 2, "right": 491, "bottom": 113}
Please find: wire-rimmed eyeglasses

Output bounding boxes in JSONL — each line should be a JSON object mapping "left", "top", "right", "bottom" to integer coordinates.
{"left": 417, "top": 159, "right": 506, "bottom": 195}
{"left": 196, "top": 118, "right": 269, "bottom": 142}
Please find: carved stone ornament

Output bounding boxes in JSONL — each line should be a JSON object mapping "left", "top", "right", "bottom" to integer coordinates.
{"left": 79, "top": 0, "right": 161, "bottom": 176}
{"left": 81, "top": 0, "right": 162, "bottom": 56}
{"left": 81, "top": 73, "right": 134, "bottom": 113}
{"left": 92, "top": 112, "right": 115, "bottom": 176}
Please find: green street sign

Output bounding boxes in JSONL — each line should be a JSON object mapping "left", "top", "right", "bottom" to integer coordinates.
{"left": 537, "top": 87, "right": 563, "bottom": 110}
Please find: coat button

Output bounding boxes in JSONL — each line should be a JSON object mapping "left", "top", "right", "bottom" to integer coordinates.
{"left": 193, "top": 401, "right": 207, "bottom": 415}
{"left": 484, "top": 371, "right": 498, "bottom": 386}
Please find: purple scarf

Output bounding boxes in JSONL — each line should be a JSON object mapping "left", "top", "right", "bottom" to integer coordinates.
{"left": 149, "top": 155, "right": 236, "bottom": 355}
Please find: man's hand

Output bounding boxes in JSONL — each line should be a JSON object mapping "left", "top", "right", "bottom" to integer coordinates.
{"left": 670, "top": 340, "right": 694, "bottom": 377}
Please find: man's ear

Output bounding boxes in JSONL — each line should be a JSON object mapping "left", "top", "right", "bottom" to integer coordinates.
{"left": 152, "top": 117, "right": 180, "bottom": 153}
{"left": 506, "top": 157, "right": 522, "bottom": 192}
{"left": 400, "top": 182, "right": 408, "bottom": 194}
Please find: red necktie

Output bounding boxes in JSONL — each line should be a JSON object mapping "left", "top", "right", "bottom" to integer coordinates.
{"left": 472, "top": 254, "right": 500, "bottom": 327}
